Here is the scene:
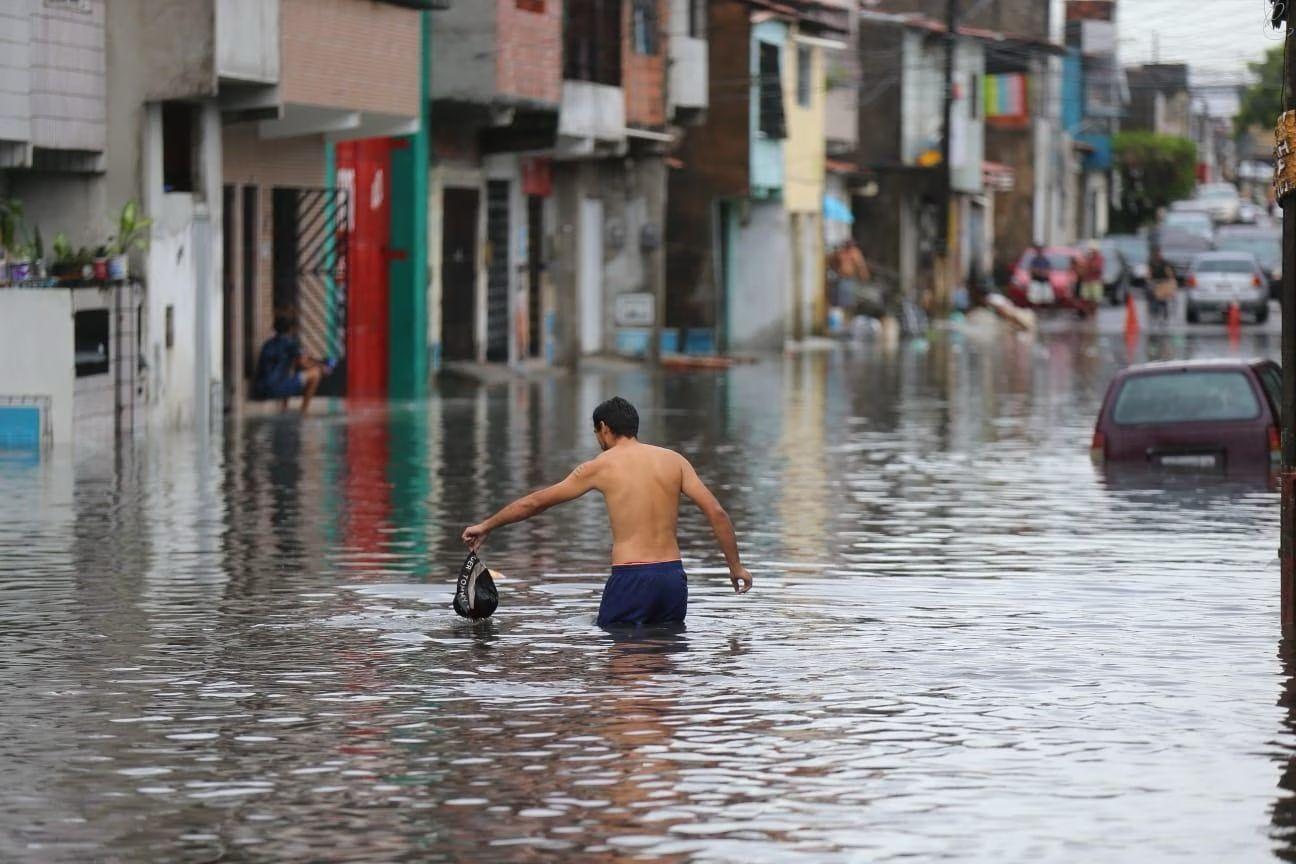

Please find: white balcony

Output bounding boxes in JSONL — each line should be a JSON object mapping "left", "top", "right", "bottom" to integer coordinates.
{"left": 669, "top": 35, "right": 708, "bottom": 118}
{"left": 557, "top": 81, "right": 625, "bottom": 154}
{"left": 216, "top": 0, "right": 280, "bottom": 84}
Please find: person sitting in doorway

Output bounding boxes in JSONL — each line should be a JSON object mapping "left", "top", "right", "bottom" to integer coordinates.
{"left": 253, "top": 310, "right": 333, "bottom": 414}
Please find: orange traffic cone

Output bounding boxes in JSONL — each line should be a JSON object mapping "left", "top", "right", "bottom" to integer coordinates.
{"left": 1124, "top": 292, "right": 1140, "bottom": 338}
{"left": 1227, "top": 301, "right": 1243, "bottom": 337}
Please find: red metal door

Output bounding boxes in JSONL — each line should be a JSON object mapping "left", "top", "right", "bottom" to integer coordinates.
{"left": 336, "top": 139, "right": 391, "bottom": 398}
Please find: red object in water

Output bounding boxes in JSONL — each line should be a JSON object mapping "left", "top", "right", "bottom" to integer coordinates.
{"left": 1092, "top": 358, "right": 1282, "bottom": 472}
{"left": 336, "top": 138, "right": 392, "bottom": 399}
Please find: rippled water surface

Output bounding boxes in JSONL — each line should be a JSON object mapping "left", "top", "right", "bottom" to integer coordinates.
{"left": 2, "top": 328, "right": 1293, "bottom": 862}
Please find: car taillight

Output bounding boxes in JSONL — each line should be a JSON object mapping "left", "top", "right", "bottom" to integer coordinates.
{"left": 1270, "top": 425, "right": 1282, "bottom": 461}
{"left": 1090, "top": 429, "right": 1106, "bottom": 461}
{"left": 1186, "top": 275, "right": 1197, "bottom": 287}
{"left": 1254, "top": 274, "right": 1264, "bottom": 288}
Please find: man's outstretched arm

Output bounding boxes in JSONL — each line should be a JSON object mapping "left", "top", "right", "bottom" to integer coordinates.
{"left": 462, "top": 462, "right": 598, "bottom": 551}
{"left": 680, "top": 458, "right": 752, "bottom": 594}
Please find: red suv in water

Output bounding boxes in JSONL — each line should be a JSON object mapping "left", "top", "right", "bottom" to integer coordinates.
{"left": 1091, "top": 359, "right": 1281, "bottom": 471}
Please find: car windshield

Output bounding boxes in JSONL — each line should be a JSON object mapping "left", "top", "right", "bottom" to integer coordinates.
{"left": 1112, "top": 371, "right": 1260, "bottom": 425}
{"left": 1193, "top": 258, "right": 1255, "bottom": 274}
{"left": 1216, "top": 234, "right": 1279, "bottom": 267}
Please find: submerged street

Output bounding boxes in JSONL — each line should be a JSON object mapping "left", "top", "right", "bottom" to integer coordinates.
{"left": 2, "top": 321, "right": 1292, "bottom": 862}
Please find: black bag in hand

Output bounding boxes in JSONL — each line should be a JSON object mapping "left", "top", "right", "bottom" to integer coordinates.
{"left": 453, "top": 552, "right": 499, "bottom": 620}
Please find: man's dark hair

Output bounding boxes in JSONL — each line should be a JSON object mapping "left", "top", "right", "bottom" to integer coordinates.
{"left": 593, "top": 397, "right": 639, "bottom": 438}
{"left": 273, "top": 314, "right": 293, "bottom": 335}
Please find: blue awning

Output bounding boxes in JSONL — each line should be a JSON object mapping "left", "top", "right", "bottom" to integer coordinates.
{"left": 823, "top": 194, "right": 854, "bottom": 224}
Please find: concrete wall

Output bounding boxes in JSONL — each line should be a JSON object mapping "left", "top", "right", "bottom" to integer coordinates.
{"left": 950, "top": 40, "right": 985, "bottom": 194}
{"left": 30, "top": 0, "right": 107, "bottom": 153}
{"left": 216, "top": 0, "right": 279, "bottom": 84}
{"left": 280, "top": 0, "right": 421, "bottom": 116}
{"left": 0, "top": 290, "right": 74, "bottom": 445}
{"left": 551, "top": 156, "right": 666, "bottom": 360}
{"left": 430, "top": 0, "right": 497, "bottom": 103}
{"left": 136, "top": 0, "right": 217, "bottom": 100}
{"left": 729, "top": 200, "right": 791, "bottom": 350}
{"left": 140, "top": 102, "right": 224, "bottom": 430}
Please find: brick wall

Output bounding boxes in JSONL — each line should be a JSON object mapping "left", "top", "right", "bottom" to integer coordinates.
{"left": 222, "top": 122, "right": 326, "bottom": 359}
{"left": 622, "top": 0, "right": 669, "bottom": 127}
{"left": 280, "top": 0, "right": 421, "bottom": 117}
{"left": 496, "top": 0, "right": 562, "bottom": 105}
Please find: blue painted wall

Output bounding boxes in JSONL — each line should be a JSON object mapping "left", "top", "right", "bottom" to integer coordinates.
{"left": 750, "top": 19, "right": 787, "bottom": 198}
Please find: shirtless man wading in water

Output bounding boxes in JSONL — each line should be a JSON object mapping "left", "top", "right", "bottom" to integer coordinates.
{"left": 462, "top": 396, "right": 752, "bottom": 627}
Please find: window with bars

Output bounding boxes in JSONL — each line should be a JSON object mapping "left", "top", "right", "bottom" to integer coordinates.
{"left": 796, "top": 45, "right": 811, "bottom": 107}
{"left": 757, "top": 41, "right": 786, "bottom": 139}
{"left": 564, "top": 0, "right": 622, "bottom": 85}
{"left": 632, "top": 0, "right": 659, "bottom": 55}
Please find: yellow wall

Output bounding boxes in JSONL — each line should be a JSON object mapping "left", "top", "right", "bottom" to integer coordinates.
{"left": 783, "top": 31, "right": 828, "bottom": 333}
{"left": 783, "top": 34, "right": 825, "bottom": 214}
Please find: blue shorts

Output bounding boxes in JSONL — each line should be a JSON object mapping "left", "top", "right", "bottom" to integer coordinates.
{"left": 264, "top": 372, "right": 306, "bottom": 399}
{"left": 597, "top": 560, "right": 688, "bottom": 628}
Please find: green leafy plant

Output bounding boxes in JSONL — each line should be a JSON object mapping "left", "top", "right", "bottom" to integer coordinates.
{"left": 110, "top": 200, "right": 152, "bottom": 256}
{"left": 0, "top": 198, "right": 23, "bottom": 256}
{"left": 52, "top": 232, "right": 74, "bottom": 265}
{"left": 1109, "top": 132, "right": 1197, "bottom": 232}
{"left": 1235, "top": 45, "right": 1282, "bottom": 137}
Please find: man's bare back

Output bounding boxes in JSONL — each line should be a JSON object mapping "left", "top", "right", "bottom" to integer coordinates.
{"left": 462, "top": 397, "right": 751, "bottom": 626}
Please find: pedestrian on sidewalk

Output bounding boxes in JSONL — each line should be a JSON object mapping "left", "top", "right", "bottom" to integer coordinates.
{"left": 1148, "top": 248, "right": 1177, "bottom": 326}
{"left": 1080, "top": 242, "right": 1105, "bottom": 309}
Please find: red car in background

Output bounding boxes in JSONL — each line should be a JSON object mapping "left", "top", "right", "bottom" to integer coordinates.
{"left": 1007, "top": 246, "right": 1083, "bottom": 310}
{"left": 1091, "top": 359, "right": 1281, "bottom": 473}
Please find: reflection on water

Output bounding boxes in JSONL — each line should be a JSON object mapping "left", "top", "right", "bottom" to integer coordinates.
{"left": 0, "top": 329, "right": 1291, "bottom": 861}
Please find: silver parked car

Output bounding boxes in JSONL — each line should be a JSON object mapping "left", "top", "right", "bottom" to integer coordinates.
{"left": 1185, "top": 251, "right": 1270, "bottom": 324}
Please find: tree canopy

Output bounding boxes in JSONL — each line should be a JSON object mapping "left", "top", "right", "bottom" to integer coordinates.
{"left": 1110, "top": 132, "right": 1197, "bottom": 232}
{"left": 1235, "top": 45, "right": 1283, "bottom": 136}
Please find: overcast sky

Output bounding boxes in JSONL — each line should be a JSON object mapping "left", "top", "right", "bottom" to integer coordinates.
{"left": 1117, "top": 0, "right": 1280, "bottom": 80}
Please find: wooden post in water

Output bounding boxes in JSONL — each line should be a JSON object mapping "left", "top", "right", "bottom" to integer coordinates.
{"left": 1281, "top": 0, "right": 1296, "bottom": 634}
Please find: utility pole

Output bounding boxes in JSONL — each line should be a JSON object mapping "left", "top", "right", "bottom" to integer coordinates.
{"left": 937, "top": 0, "right": 958, "bottom": 311}
{"left": 1282, "top": 0, "right": 1296, "bottom": 634}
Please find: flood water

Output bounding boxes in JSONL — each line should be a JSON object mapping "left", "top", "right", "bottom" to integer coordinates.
{"left": 2, "top": 326, "right": 1294, "bottom": 862}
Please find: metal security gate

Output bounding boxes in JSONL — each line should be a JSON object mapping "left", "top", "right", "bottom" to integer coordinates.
{"left": 272, "top": 187, "right": 350, "bottom": 396}
{"left": 485, "top": 180, "right": 511, "bottom": 363}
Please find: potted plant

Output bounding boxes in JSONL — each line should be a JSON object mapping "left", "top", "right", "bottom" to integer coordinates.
{"left": 92, "top": 245, "right": 110, "bottom": 281}
{"left": 50, "top": 233, "right": 76, "bottom": 282}
{"left": 7, "top": 240, "right": 34, "bottom": 283}
{"left": 108, "top": 200, "right": 151, "bottom": 281}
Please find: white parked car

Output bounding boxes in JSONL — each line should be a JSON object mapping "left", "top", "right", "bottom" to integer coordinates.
{"left": 1197, "top": 182, "right": 1242, "bottom": 224}
{"left": 1184, "top": 251, "right": 1269, "bottom": 324}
